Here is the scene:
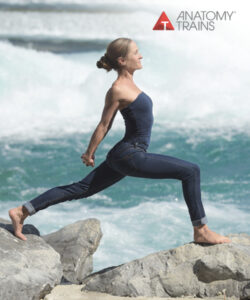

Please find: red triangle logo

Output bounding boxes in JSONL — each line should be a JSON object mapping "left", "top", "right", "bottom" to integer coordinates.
{"left": 153, "top": 11, "right": 175, "bottom": 30}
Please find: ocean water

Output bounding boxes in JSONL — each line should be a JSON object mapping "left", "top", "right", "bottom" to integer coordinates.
{"left": 0, "top": 0, "right": 249, "bottom": 272}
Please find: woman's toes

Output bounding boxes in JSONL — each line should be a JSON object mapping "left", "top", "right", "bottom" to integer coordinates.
{"left": 15, "top": 232, "right": 27, "bottom": 241}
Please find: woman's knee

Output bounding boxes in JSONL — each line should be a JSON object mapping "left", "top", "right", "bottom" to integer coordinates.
{"left": 183, "top": 162, "right": 200, "bottom": 179}
{"left": 191, "top": 163, "right": 200, "bottom": 174}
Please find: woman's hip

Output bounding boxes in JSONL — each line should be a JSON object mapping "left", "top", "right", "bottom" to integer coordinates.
{"left": 107, "top": 150, "right": 200, "bottom": 179}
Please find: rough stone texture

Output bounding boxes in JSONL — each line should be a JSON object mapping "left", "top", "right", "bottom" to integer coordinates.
{"left": 0, "top": 218, "right": 63, "bottom": 300}
{"left": 41, "top": 284, "right": 240, "bottom": 300}
{"left": 42, "top": 218, "right": 102, "bottom": 284}
{"left": 82, "top": 233, "right": 250, "bottom": 299}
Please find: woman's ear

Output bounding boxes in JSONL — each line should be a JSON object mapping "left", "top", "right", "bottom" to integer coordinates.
{"left": 117, "top": 56, "right": 126, "bottom": 68}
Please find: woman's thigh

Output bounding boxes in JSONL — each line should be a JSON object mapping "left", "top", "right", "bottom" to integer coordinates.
{"left": 75, "top": 159, "right": 126, "bottom": 196}
{"left": 109, "top": 150, "right": 199, "bottom": 179}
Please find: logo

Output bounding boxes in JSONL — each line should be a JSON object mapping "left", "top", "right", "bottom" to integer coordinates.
{"left": 153, "top": 10, "right": 236, "bottom": 31}
{"left": 153, "top": 11, "right": 175, "bottom": 30}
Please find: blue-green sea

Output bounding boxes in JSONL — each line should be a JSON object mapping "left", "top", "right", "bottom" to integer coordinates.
{"left": 0, "top": 0, "right": 249, "bottom": 272}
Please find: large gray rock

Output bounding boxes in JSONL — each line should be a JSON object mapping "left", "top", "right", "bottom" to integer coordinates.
{"left": 82, "top": 233, "right": 250, "bottom": 299}
{"left": 42, "top": 218, "right": 102, "bottom": 284}
{"left": 0, "top": 218, "right": 63, "bottom": 300}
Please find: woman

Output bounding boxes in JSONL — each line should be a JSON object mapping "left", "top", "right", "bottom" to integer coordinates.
{"left": 9, "top": 37, "right": 231, "bottom": 244}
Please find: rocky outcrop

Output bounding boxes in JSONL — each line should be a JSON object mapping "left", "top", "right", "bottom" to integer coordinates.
{"left": 82, "top": 233, "right": 250, "bottom": 299}
{"left": 2, "top": 215, "right": 249, "bottom": 300}
{"left": 42, "top": 218, "right": 102, "bottom": 284}
{"left": 0, "top": 218, "right": 63, "bottom": 300}
{"left": 0, "top": 217, "right": 102, "bottom": 300}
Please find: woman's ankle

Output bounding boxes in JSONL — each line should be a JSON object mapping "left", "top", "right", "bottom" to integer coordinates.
{"left": 21, "top": 206, "right": 29, "bottom": 218}
{"left": 194, "top": 224, "right": 208, "bottom": 232}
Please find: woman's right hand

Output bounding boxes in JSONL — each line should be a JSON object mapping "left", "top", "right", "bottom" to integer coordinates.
{"left": 81, "top": 152, "right": 95, "bottom": 167}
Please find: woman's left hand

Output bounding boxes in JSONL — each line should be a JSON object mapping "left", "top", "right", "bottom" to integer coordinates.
{"left": 81, "top": 153, "right": 95, "bottom": 167}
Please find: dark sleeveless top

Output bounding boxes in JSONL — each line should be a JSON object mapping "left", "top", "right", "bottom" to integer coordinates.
{"left": 108, "top": 91, "right": 154, "bottom": 155}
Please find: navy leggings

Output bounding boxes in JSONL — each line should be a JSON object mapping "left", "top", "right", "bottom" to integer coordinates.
{"left": 23, "top": 141, "right": 207, "bottom": 226}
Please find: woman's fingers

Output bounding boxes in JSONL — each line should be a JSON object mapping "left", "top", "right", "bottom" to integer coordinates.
{"left": 80, "top": 154, "right": 95, "bottom": 167}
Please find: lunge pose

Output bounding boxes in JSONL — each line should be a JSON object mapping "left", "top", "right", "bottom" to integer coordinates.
{"left": 9, "top": 37, "right": 231, "bottom": 244}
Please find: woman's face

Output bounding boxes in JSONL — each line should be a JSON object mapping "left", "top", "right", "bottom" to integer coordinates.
{"left": 119, "top": 41, "right": 143, "bottom": 71}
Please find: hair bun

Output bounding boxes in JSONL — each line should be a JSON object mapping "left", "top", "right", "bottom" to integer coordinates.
{"left": 96, "top": 54, "right": 113, "bottom": 72}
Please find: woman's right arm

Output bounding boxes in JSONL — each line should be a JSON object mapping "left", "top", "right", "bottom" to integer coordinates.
{"left": 81, "top": 88, "right": 120, "bottom": 167}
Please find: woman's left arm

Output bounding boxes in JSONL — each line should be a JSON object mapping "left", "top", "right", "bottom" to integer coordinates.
{"left": 81, "top": 88, "right": 119, "bottom": 167}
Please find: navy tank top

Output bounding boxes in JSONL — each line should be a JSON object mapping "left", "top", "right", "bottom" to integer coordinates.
{"left": 110, "top": 91, "right": 154, "bottom": 153}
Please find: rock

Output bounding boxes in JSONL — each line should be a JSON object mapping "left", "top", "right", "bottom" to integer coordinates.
{"left": 0, "top": 217, "right": 40, "bottom": 236}
{"left": 42, "top": 284, "right": 240, "bottom": 300}
{"left": 0, "top": 218, "right": 63, "bottom": 300}
{"left": 42, "top": 218, "right": 102, "bottom": 284}
{"left": 81, "top": 233, "right": 250, "bottom": 299}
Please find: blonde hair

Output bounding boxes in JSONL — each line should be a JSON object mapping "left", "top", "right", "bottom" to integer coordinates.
{"left": 96, "top": 37, "right": 132, "bottom": 72}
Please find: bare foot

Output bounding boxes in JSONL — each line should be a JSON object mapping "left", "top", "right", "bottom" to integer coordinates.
{"left": 8, "top": 206, "right": 29, "bottom": 241}
{"left": 194, "top": 224, "right": 231, "bottom": 244}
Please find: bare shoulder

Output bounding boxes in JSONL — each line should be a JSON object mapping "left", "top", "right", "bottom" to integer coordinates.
{"left": 108, "top": 84, "right": 123, "bottom": 100}
{"left": 105, "top": 83, "right": 142, "bottom": 111}
{"left": 105, "top": 85, "right": 123, "bottom": 106}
